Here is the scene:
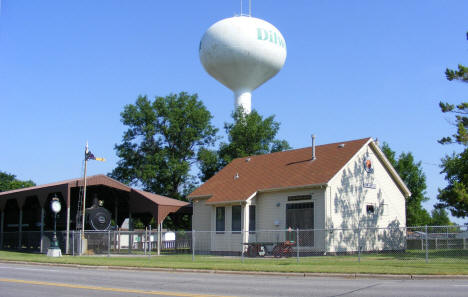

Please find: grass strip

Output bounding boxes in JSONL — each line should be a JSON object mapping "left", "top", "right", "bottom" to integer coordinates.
{"left": 1, "top": 251, "right": 467, "bottom": 275}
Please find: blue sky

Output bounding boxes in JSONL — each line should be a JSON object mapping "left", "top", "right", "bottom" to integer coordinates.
{"left": 1, "top": 1, "right": 467, "bottom": 223}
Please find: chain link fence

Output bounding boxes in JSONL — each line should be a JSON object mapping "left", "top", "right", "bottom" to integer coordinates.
{"left": 2, "top": 226, "right": 468, "bottom": 263}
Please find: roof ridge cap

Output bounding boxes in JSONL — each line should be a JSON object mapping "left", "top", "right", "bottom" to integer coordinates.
{"left": 230, "top": 137, "right": 372, "bottom": 162}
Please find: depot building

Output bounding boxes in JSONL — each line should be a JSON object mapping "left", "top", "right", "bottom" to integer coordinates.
{"left": 189, "top": 137, "right": 411, "bottom": 254}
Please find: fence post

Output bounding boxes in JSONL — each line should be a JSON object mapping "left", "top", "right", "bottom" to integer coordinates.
{"left": 107, "top": 230, "right": 111, "bottom": 257}
{"left": 357, "top": 228, "right": 361, "bottom": 263}
{"left": 149, "top": 225, "right": 152, "bottom": 257}
{"left": 72, "top": 231, "right": 75, "bottom": 256}
{"left": 118, "top": 229, "right": 121, "bottom": 254}
{"left": 157, "top": 223, "right": 161, "bottom": 256}
{"left": 425, "top": 225, "right": 429, "bottom": 264}
{"left": 192, "top": 230, "right": 195, "bottom": 262}
{"left": 144, "top": 227, "right": 147, "bottom": 256}
{"left": 241, "top": 230, "right": 244, "bottom": 264}
{"left": 296, "top": 228, "right": 299, "bottom": 263}
{"left": 79, "top": 232, "right": 83, "bottom": 255}
{"left": 129, "top": 232, "right": 132, "bottom": 254}
{"left": 445, "top": 226, "right": 448, "bottom": 249}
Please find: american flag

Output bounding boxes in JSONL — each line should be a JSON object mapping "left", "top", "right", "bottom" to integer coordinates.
{"left": 85, "top": 151, "right": 96, "bottom": 161}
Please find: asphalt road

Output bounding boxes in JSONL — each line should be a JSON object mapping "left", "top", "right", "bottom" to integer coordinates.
{"left": 0, "top": 262, "right": 467, "bottom": 297}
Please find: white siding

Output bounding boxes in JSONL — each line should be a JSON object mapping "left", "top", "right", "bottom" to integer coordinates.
{"left": 211, "top": 204, "right": 243, "bottom": 253}
{"left": 254, "top": 188, "right": 326, "bottom": 250}
{"left": 326, "top": 143, "right": 406, "bottom": 252}
{"left": 192, "top": 198, "right": 212, "bottom": 252}
{"left": 192, "top": 198, "right": 211, "bottom": 231}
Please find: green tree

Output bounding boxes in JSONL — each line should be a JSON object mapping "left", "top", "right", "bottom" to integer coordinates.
{"left": 436, "top": 149, "right": 468, "bottom": 218}
{"left": 438, "top": 102, "right": 468, "bottom": 145}
{"left": 437, "top": 32, "right": 468, "bottom": 219}
{"left": 198, "top": 108, "right": 291, "bottom": 181}
{"left": 0, "top": 171, "right": 35, "bottom": 192}
{"left": 381, "top": 143, "right": 432, "bottom": 226}
{"left": 430, "top": 208, "right": 452, "bottom": 226}
{"left": 438, "top": 33, "right": 467, "bottom": 144}
{"left": 110, "top": 92, "right": 217, "bottom": 200}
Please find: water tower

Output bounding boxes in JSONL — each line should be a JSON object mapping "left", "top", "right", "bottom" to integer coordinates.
{"left": 199, "top": 15, "right": 287, "bottom": 114}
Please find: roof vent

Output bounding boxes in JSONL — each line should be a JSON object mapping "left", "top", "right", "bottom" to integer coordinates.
{"left": 311, "top": 134, "right": 316, "bottom": 160}
{"left": 245, "top": 157, "right": 251, "bottom": 162}
{"left": 338, "top": 143, "right": 345, "bottom": 148}
{"left": 234, "top": 173, "right": 239, "bottom": 180}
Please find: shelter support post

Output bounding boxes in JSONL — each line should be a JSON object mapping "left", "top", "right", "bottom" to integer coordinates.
{"left": 40, "top": 208, "right": 44, "bottom": 253}
{"left": 157, "top": 221, "right": 162, "bottom": 256}
{"left": 18, "top": 208, "right": 23, "bottom": 249}
{"left": 148, "top": 225, "right": 152, "bottom": 257}
{"left": 0, "top": 210, "right": 4, "bottom": 249}
{"left": 38, "top": 195, "right": 47, "bottom": 254}
{"left": 66, "top": 205, "right": 70, "bottom": 254}
{"left": 114, "top": 200, "right": 118, "bottom": 228}
{"left": 66, "top": 186, "right": 70, "bottom": 254}
{"left": 128, "top": 212, "right": 132, "bottom": 254}
{"left": 16, "top": 196, "right": 26, "bottom": 250}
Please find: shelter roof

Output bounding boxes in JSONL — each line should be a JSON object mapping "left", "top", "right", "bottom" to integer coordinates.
{"left": 0, "top": 174, "right": 130, "bottom": 199}
{"left": 132, "top": 189, "right": 188, "bottom": 207}
{"left": 0, "top": 174, "right": 188, "bottom": 212}
{"left": 189, "top": 138, "right": 373, "bottom": 203}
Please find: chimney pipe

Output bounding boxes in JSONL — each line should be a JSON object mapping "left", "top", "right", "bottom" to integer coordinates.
{"left": 312, "top": 134, "right": 316, "bottom": 160}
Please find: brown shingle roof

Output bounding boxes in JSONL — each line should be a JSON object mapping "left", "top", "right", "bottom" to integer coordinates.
{"left": 189, "top": 138, "right": 372, "bottom": 203}
{"left": 0, "top": 174, "right": 188, "bottom": 208}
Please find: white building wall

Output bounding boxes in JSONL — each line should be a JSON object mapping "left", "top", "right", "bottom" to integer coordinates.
{"left": 210, "top": 204, "right": 243, "bottom": 253}
{"left": 255, "top": 188, "right": 326, "bottom": 250}
{"left": 326, "top": 142, "right": 406, "bottom": 253}
{"left": 205, "top": 189, "right": 327, "bottom": 253}
{"left": 191, "top": 198, "right": 212, "bottom": 252}
{"left": 192, "top": 198, "right": 211, "bottom": 231}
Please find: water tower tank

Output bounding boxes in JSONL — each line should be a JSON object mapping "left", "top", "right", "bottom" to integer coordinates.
{"left": 199, "top": 16, "right": 287, "bottom": 114}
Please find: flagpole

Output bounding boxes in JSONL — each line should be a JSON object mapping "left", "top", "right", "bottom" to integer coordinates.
{"left": 81, "top": 142, "right": 88, "bottom": 252}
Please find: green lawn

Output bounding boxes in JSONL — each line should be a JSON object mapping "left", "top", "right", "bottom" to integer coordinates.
{"left": 0, "top": 250, "right": 467, "bottom": 275}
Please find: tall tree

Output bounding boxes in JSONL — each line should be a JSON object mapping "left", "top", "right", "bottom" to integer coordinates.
{"left": 110, "top": 92, "right": 217, "bottom": 200}
{"left": 437, "top": 149, "right": 468, "bottom": 218}
{"left": 430, "top": 208, "right": 452, "bottom": 226}
{"left": 0, "top": 171, "right": 35, "bottom": 192}
{"left": 437, "top": 32, "right": 468, "bottom": 219}
{"left": 198, "top": 108, "right": 290, "bottom": 181}
{"left": 381, "top": 143, "right": 432, "bottom": 226}
{"left": 438, "top": 33, "right": 467, "bottom": 145}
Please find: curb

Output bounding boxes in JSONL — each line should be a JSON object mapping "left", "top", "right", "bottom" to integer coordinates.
{"left": 1, "top": 260, "right": 468, "bottom": 280}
